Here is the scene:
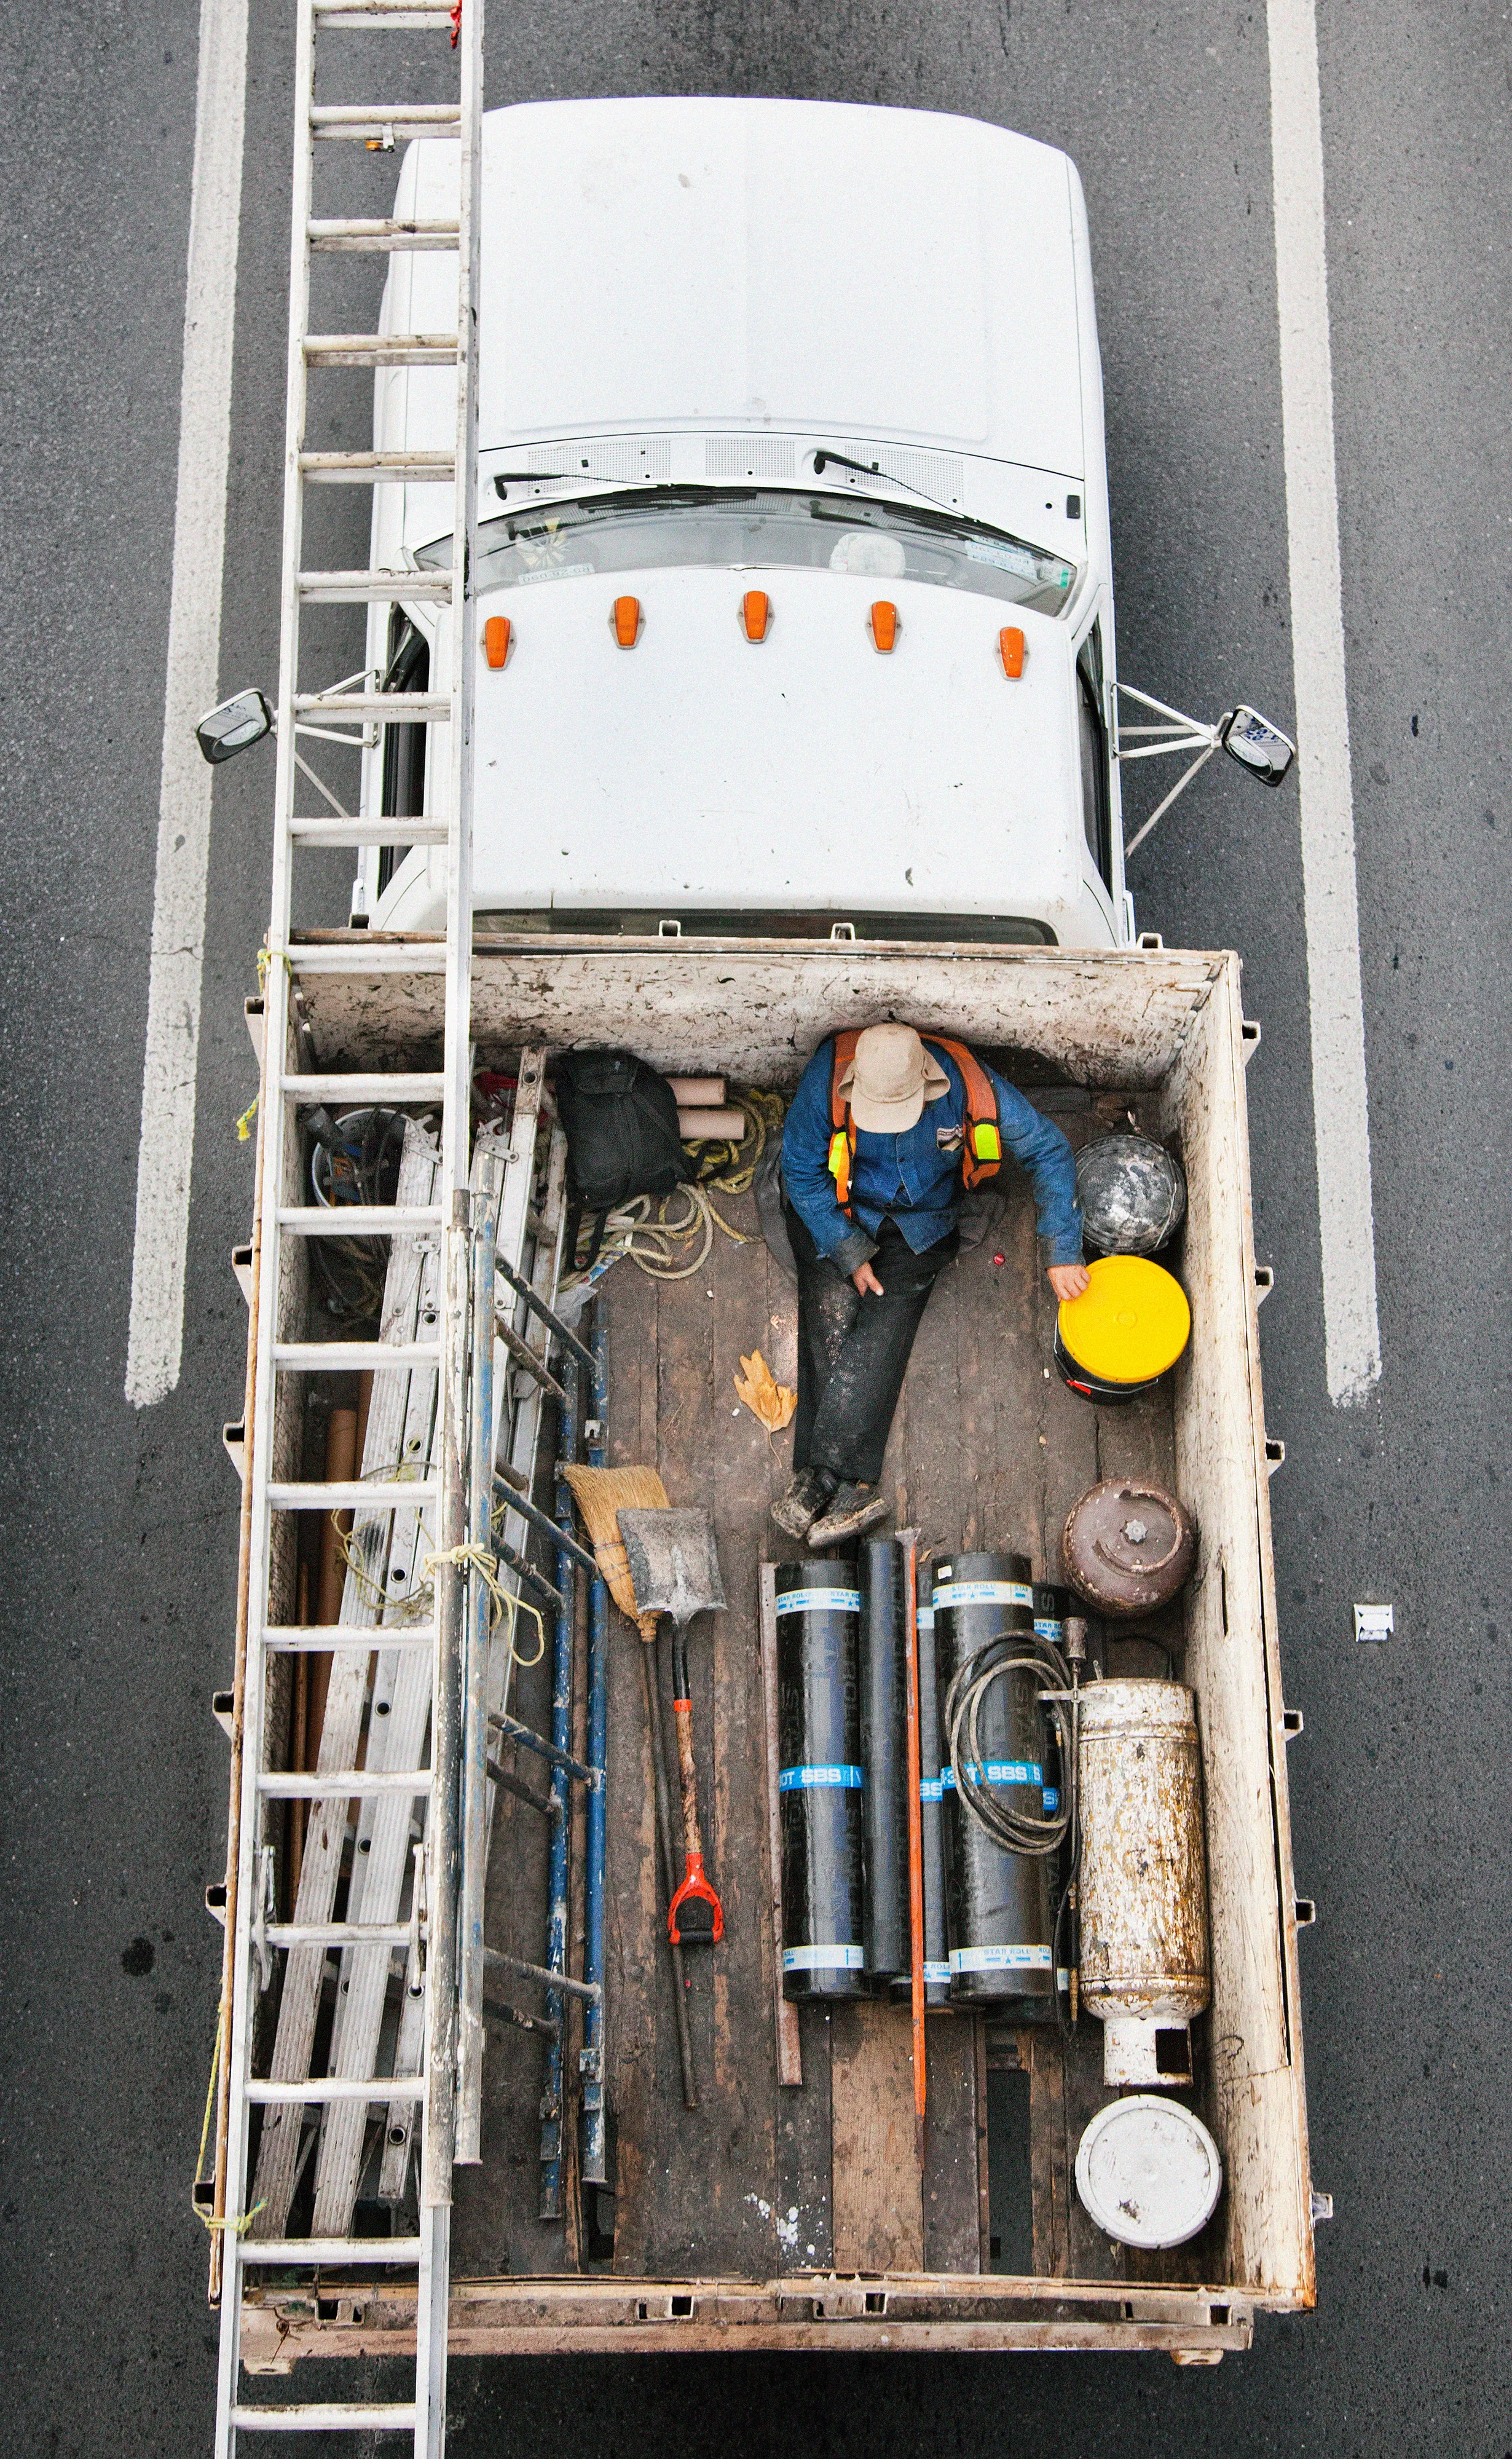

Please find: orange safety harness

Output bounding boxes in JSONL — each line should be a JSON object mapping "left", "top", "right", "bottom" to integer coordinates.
{"left": 826, "top": 1029, "right": 1004, "bottom": 1214}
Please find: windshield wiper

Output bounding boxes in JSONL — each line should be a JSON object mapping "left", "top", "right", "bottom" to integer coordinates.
{"left": 809, "top": 446, "right": 951, "bottom": 510}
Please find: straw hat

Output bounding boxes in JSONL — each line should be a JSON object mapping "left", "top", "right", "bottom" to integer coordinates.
{"left": 839, "top": 1025, "right": 951, "bottom": 1133}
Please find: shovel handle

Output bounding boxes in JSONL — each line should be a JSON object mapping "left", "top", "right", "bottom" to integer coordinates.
{"left": 668, "top": 1625, "right": 724, "bottom": 1946}
{"left": 672, "top": 1695, "right": 704, "bottom": 1864}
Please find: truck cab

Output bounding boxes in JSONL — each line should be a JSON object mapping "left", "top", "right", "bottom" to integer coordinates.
{"left": 358, "top": 98, "right": 1128, "bottom": 948}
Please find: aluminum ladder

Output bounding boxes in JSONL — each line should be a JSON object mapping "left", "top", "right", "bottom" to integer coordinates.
{"left": 210, "top": 0, "right": 484, "bottom": 2447}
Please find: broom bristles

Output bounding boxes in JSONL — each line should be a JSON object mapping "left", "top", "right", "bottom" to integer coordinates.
{"left": 562, "top": 1464, "right": 668, "bottom": 1633}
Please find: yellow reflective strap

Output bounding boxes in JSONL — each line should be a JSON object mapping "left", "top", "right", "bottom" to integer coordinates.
{"left": 827, "top": 1130, "right": 849, "bottom": 1183}
{"left": 972, "top": 1121, "right": 1002, "bottom": 1162}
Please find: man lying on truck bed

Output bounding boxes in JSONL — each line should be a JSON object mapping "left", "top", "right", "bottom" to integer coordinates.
{"left": 774, "top": 1024, "right": 1089, "bottom": 1548}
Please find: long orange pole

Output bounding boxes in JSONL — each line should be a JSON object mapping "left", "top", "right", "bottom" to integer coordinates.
{"left": 899, "top": 1527, "right": 926, "bottom": 2129}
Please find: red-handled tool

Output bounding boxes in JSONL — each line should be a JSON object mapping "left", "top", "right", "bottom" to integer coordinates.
{"left": 617, "top": 1507, "right": 728, "bottom": 1949}
{"left": 667, "top": 1623, "right": 725, "bottom": 1945}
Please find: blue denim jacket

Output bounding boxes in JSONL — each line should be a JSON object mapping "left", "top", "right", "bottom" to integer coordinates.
{"left": 782, "top": 1035, "right": 1084, "bottom": 1274}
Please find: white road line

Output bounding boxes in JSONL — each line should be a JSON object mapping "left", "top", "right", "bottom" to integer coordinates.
{"left": 125, "top": 0, "right": 250, "bottom": 1408}
{"left": 1267, "top": 0, "right": 1382, "bottom": 1407}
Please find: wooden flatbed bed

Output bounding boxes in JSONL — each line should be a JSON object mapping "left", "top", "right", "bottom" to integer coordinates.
{"left": 235, "top": 935, "right": 1315, "bottom": 2372}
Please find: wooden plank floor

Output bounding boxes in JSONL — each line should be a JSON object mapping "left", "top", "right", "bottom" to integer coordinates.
{"left": 457, "top": 1100, "right": 1183, "bottom": 2285}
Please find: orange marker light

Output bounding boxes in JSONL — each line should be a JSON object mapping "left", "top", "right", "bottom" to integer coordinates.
{"left": 999, "top": 625, "right": 1025, "bottom": 679}
{"left": 613, "top": 594, "right": 642, "bottom": 649}
{"left": 870, "top": 599, "right": 898, "bottom": 653}
{"left": 741, "top": 588, "right": 770, "bottom": 642}
{"left": 483, "top": 614, "right": 511, "bottom": 669}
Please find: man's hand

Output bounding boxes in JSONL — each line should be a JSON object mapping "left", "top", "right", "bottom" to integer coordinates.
{"left": 1047, "top": 1261, "right": 1091, "bottom": 1303}
{"left": 852, "top": 1260, "right": 885, "bottom": 1297}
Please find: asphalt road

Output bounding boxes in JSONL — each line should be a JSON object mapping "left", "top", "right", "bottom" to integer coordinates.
{"left": 2, "top": 4, "right": 1508, "bottom": 2453}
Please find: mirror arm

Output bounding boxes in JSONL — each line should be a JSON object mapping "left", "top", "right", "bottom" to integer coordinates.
{"left": 1122, "top": 742, "right": 1218, "bottom": 858}
{"left": 293, "top": 748, "right": 354, "bottom": 823}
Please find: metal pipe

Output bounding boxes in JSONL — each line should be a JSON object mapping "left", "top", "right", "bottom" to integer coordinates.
{"left": 457, "top": 1176, "right": 498, "bottom": 2164}
{"left": 493, "top": 1469, "right": 600, "bottom": 1579}
{"left": 495, "top": 1316, "right": 568, "bottom": 1407}
{"left": 899, "top": 1527, "right": 927, "bottom": 2135}
{"left": 495, "top": 1250, "right": 597, "bottom": 1373}
{"left": 581, "top": 1296, "right": 610, "bottom": 2187}
{"left": 539, "top": 1352, "right": 578, "bottom": 2218}
{"left": 484, "top": 1946, "right": 601, "bottom": 2005}
{"left": 483, "top": 1993, "right": 560, "bottom": 2042}
{"left": 494, "top": 1537, "right": 567, "bottom": 1615}
{"left": 484, "top": 1756, "right": 557, "bottom": 1815}
{"left": 487, "top": 1711, "right": 599, "bottom": 1790}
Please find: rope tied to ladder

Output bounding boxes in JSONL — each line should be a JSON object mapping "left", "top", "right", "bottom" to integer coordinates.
{"left": 191, "top": 2025, "right": 266, "bottom": 2236}
{"left": 423, "top": 1541, "right": 548, "bottom": 1670}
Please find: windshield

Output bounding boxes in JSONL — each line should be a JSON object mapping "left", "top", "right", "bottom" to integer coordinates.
{"left": 415, "top": 486, "right": 1077, "bottom": 615}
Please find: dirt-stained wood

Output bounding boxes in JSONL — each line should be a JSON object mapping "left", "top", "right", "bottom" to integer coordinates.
{"left": 922, "top": 2016, "right": 981, "bottom": 2274}
{"left": 775, "top": 1999, "right": 833, "bottom": 2271}
{"left": 830, "top": 2000, "right": 924, "bottom": 2272}
{"left": 293, "top": 937, "right": 1223, "bottom": 1091}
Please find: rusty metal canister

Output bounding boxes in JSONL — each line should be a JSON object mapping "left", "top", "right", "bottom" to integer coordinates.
{"left": 1063, "top": 1478, "right": 1197, "bottom": 1617}
{"left": 1077, "top": 1678, "right": 1210, "bottom": 2086}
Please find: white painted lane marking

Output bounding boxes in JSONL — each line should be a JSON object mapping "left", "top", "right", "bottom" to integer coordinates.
{"left": 1267, "top": 0, "right": 1382, "bottom": 1407}
{"left": 125, "top": 0, "right": 250, "bottom": 1408}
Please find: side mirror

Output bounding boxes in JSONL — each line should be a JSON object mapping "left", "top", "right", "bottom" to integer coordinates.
{"left": 195, "top": 688, "right": 274, "bottom": 765}
{"left": 1218, "top": 704, "right": 1295, "bottom": 789}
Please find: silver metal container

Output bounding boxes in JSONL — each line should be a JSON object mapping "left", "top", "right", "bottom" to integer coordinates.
{"left": 1077, "top": 1678, "right": 1210, "bottom": 2087}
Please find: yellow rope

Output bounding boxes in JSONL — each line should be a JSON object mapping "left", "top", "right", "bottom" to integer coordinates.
{"left": 189, "top": 2025, "right": 265, "bottom": 2235}
{"left": 235, "top": 1097, "right": 258, "bottom": 1143}
{"left": 424, "top": 1540, "right": 549, "bottom": 1670}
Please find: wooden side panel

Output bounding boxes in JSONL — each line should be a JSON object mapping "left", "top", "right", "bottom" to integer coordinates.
{"left": 297, "top": 941, "right": 1224, "bottom": 1089}
{"left": 1161, "top": 962, "right": 1313, "bottom": 2305}
{"left": 830, "top": 2000, "right": 923, "bottom": 2272}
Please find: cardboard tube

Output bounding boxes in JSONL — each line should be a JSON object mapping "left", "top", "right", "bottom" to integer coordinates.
{"left": 666, "top": 1076, "right": 724, "bottom": 1106}
{"left": 677, "top": 1106, "right": 746, "bottom": 1140}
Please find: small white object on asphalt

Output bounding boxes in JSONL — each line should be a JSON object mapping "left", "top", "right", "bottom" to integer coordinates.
{"left": 1353, "top": 1603, "right": 1394, "bottom": 1643}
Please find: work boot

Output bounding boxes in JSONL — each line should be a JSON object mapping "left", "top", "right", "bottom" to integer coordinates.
{"left": 808, "top": 1482, "right": 892, "bottom": 1550}
{"left": 770, "top": 1466, "right": 836, "bottom": 1544}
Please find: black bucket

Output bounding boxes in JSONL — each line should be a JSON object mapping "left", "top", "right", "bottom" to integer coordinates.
{"left": 1052, "top": 1322, "right": 1162, "bottom": 1407}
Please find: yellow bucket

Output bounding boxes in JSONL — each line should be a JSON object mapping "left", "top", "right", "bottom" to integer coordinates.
{"left": 1055, "top": 1257, "right": 1191, "bottom": 1402}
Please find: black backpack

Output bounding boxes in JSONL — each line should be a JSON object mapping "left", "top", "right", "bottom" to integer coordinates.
{"left": 554, "top": 1049, "right": 693, "bottom": 1266}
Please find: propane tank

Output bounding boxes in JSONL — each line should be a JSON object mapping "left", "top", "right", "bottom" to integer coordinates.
{"left": 1077, "top": 1678, "right": 1210, "bottom": 2086}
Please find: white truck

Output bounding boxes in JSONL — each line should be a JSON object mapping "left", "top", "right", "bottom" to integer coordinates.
{"left": 205, "top": 82, "right": 1317, "bottom": 2434}
{"left": 353, "top": 98, "right": 1290, "bottom": 949}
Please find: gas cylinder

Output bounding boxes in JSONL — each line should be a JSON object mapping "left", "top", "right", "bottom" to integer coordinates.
{"left": 1077, "top": 1678, "right": 1211, "bottom": 2085}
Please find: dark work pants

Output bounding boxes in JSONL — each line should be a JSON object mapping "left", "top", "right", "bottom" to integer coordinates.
{"left": 786, "top": 1206, "right": 959, "bottom": 1487}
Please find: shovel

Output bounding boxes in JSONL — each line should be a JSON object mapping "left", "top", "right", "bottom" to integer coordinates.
{"left": 617, "top": 1509, "right": 727, "bottom": 1948}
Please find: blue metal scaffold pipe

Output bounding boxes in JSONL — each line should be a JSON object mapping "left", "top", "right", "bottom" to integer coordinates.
{"left": 580, "top": 1297, "right": 610, "bottom": 2187}
{"left": 538, "top": 1349, "right": 578, "bottom": 2219}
